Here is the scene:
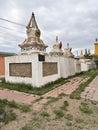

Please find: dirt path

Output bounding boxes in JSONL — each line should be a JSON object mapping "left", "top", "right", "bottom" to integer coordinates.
{"left": 81, "top": 76, "right": 98, "bottom": 101}
{"left": 0, "top": 89, "right": 38, "bottom": 104}
{"left": 33, "top": 77, "right": 82, "bottom": 110}
{"left": 0, "top": 76, "right": 83, "bottom": 130}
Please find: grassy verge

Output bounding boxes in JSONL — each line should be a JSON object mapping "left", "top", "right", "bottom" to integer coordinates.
{"left": 0, "top": 78, "right": 69, "bottom": 95}
{"left": 70, "top": 69, "right": 98, "bottom": 99}
{"left": 2, "top": 99, "right": 31, "bottom": 112}
{"left": 0, "top": 99, "right": 31, "bottom": 113}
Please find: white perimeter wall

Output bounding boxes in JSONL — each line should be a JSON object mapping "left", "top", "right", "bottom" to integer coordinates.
{"left": 80, "top": 59, "right": 96, "bottom": 71}
{"left": 5, "top": 54, "right": 96, "bottom": 87}
{"left": 59, "top": 57, "right": 77, "bottom": 78}
{"left": 5, "top": 54, "right": 60, "bottom": 87}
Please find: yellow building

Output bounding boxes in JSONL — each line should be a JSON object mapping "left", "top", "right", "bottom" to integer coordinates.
{"left": 95, "top": 42, "right": 98, "bottom": 55}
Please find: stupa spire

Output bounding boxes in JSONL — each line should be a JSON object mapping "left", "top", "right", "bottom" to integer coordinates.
{"left": 67, "top": 43, "right": 69, "bottom": 48}
{"left": 26, "top": 12, "right": 38, "bottom": 29}
{"left": 56, "top": 36, "right": 58, "bottom": 43}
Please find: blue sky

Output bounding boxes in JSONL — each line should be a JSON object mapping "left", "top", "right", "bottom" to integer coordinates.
{"left": 0, "top": 0, "right": 98, "bottom": 55}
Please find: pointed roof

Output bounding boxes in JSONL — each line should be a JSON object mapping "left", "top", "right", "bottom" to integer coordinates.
{"left": 26, "top": 12, "right": 38, "bottom": 29}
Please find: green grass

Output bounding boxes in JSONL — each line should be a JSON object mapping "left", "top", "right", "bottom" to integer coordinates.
{"left": 0, "top": 78, "right": 69, "bottom": 95}
{"left": 60, "top": 100, "right": 69, "bottom": 110}
{"left": 58, "top": 93, "right": 67, "bottom": 97}
{"left": 7, "top": 100, "right": 20, "bottom": 108}
{"left": 20, "top": 125, "right": 34, "bottom": 130}
{"left": 20, "top": 105, "right": 31, "bottom": 112}
{"left": 34, "top": 96, "right": 43, "bottom": 103}
{"left": 0, "top": 100, "right": 17, "bottom": 124}
{"left": 40, "top": 111, "right": 50, "bottom": 117}
{"left": 46, "top": 95, "right": 69, "bottom": 106}
{"left": 0, "top": 99, "right": 19, "bottom": 109}
{"left": 77, "top": 124, "right": 84, "bottom": 129}
{"left": 20, "top": 115, "right": 43, "bottom": 130}
{"left": 75, "top": 117, "right": 84, "bottom": 123}
{"left": 54, "top": 109, "right": 64, "bottom": 118}
{"left": 0, "top": 99, "right": 31, "bottom": 112}
{"left": 66, "top": 121, "right": 73, "bottom": 126}
{"left": 3, "top": 110, "right": 17, "bottom": 124}
{"left": 68, "top": 71, "right": 84, "bottom": 78}
{"left": 65, "top": 114, "right": 73, "bottom": 121}
{"left": 79, "top": 102, "right": 93, "bottom": 114}
{"left": 45, "top": 97, "right": 61, "bottom": 105}
{"left": 70, "top": 69, "right": 98, "bottom": 99}
{"left": 0, "top": 99, "right": 30, "bottom": 124}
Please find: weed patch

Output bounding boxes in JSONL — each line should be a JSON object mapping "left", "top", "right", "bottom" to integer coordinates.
{"left": 3, "top": 110, "right": 17, "bottom": 124}
{"left": 75, "top": 117, "right": 84, "bottom": 123}
{"left": 77, "top": 124, "right": 84, "bottom": 129}
{"left": 0, "top": 103, "right": 17, "bottom": 124}
{"left": 58, "top": 93, "right": 67, "bottom": 97}
{"left": 20, "top": 125, "right": 33, "bottom": 130}
{"left": 66, "top": 121, "right": 72, "bottom": 126}
{"left": 60, "top": 100, "right": 69, "bottom": 110}
{"left": 20, "top": 105, "right": 31, "bottom": 112}
{"left": 79, "top": 102, "right": 93, "bottom": 114}
{"left": 40, "top": 111, "right": 50, "bottom": 117}
{"left": 45, "top": 97, "right": 60, "bottom": 105}
{"left": 54, "top": 109, "right": 64, "bottom": 118}
{"left": 65, "top": 114, "right": 73, "bottom": 121}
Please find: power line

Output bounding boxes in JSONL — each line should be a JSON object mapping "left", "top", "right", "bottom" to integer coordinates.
{"left": 0, "top": 18, "right": 54, "bottom": 46}
{"left": 0, "top": 18, "right": 26, "bottom": 27}
{"left": 0, "top": 25, "right": 25, "bottom": 34}
{"left": 0, "top": 18, "right": 54, "bottom": 43}
{"left": 0, "top": 36, "right": 21, "bottom": 43}
{"left": 0, "top": 25, "right": 53, "bottom": 44}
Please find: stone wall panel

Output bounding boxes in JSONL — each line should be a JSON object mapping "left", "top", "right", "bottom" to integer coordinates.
{"left": 9, "top": 63, "right": 32, "bottom": 77}
{"left": 43, "top": 62, "right": 58, "bottom": 77}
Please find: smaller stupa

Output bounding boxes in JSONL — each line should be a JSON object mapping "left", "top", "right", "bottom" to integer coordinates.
{"left": 79, "top": 50, "right": 84, "bottom": 59}
{"left": 88, "top": 49, "right": 91, "bottom": 56}
{"left": 50, "top": 36, "right": 64, "bottom": 56}
{"left": 19, "top": 12, "right": 48, "bottom": 55}
{"left": 64, "top": 43, "right": 74, "bottom": 58}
